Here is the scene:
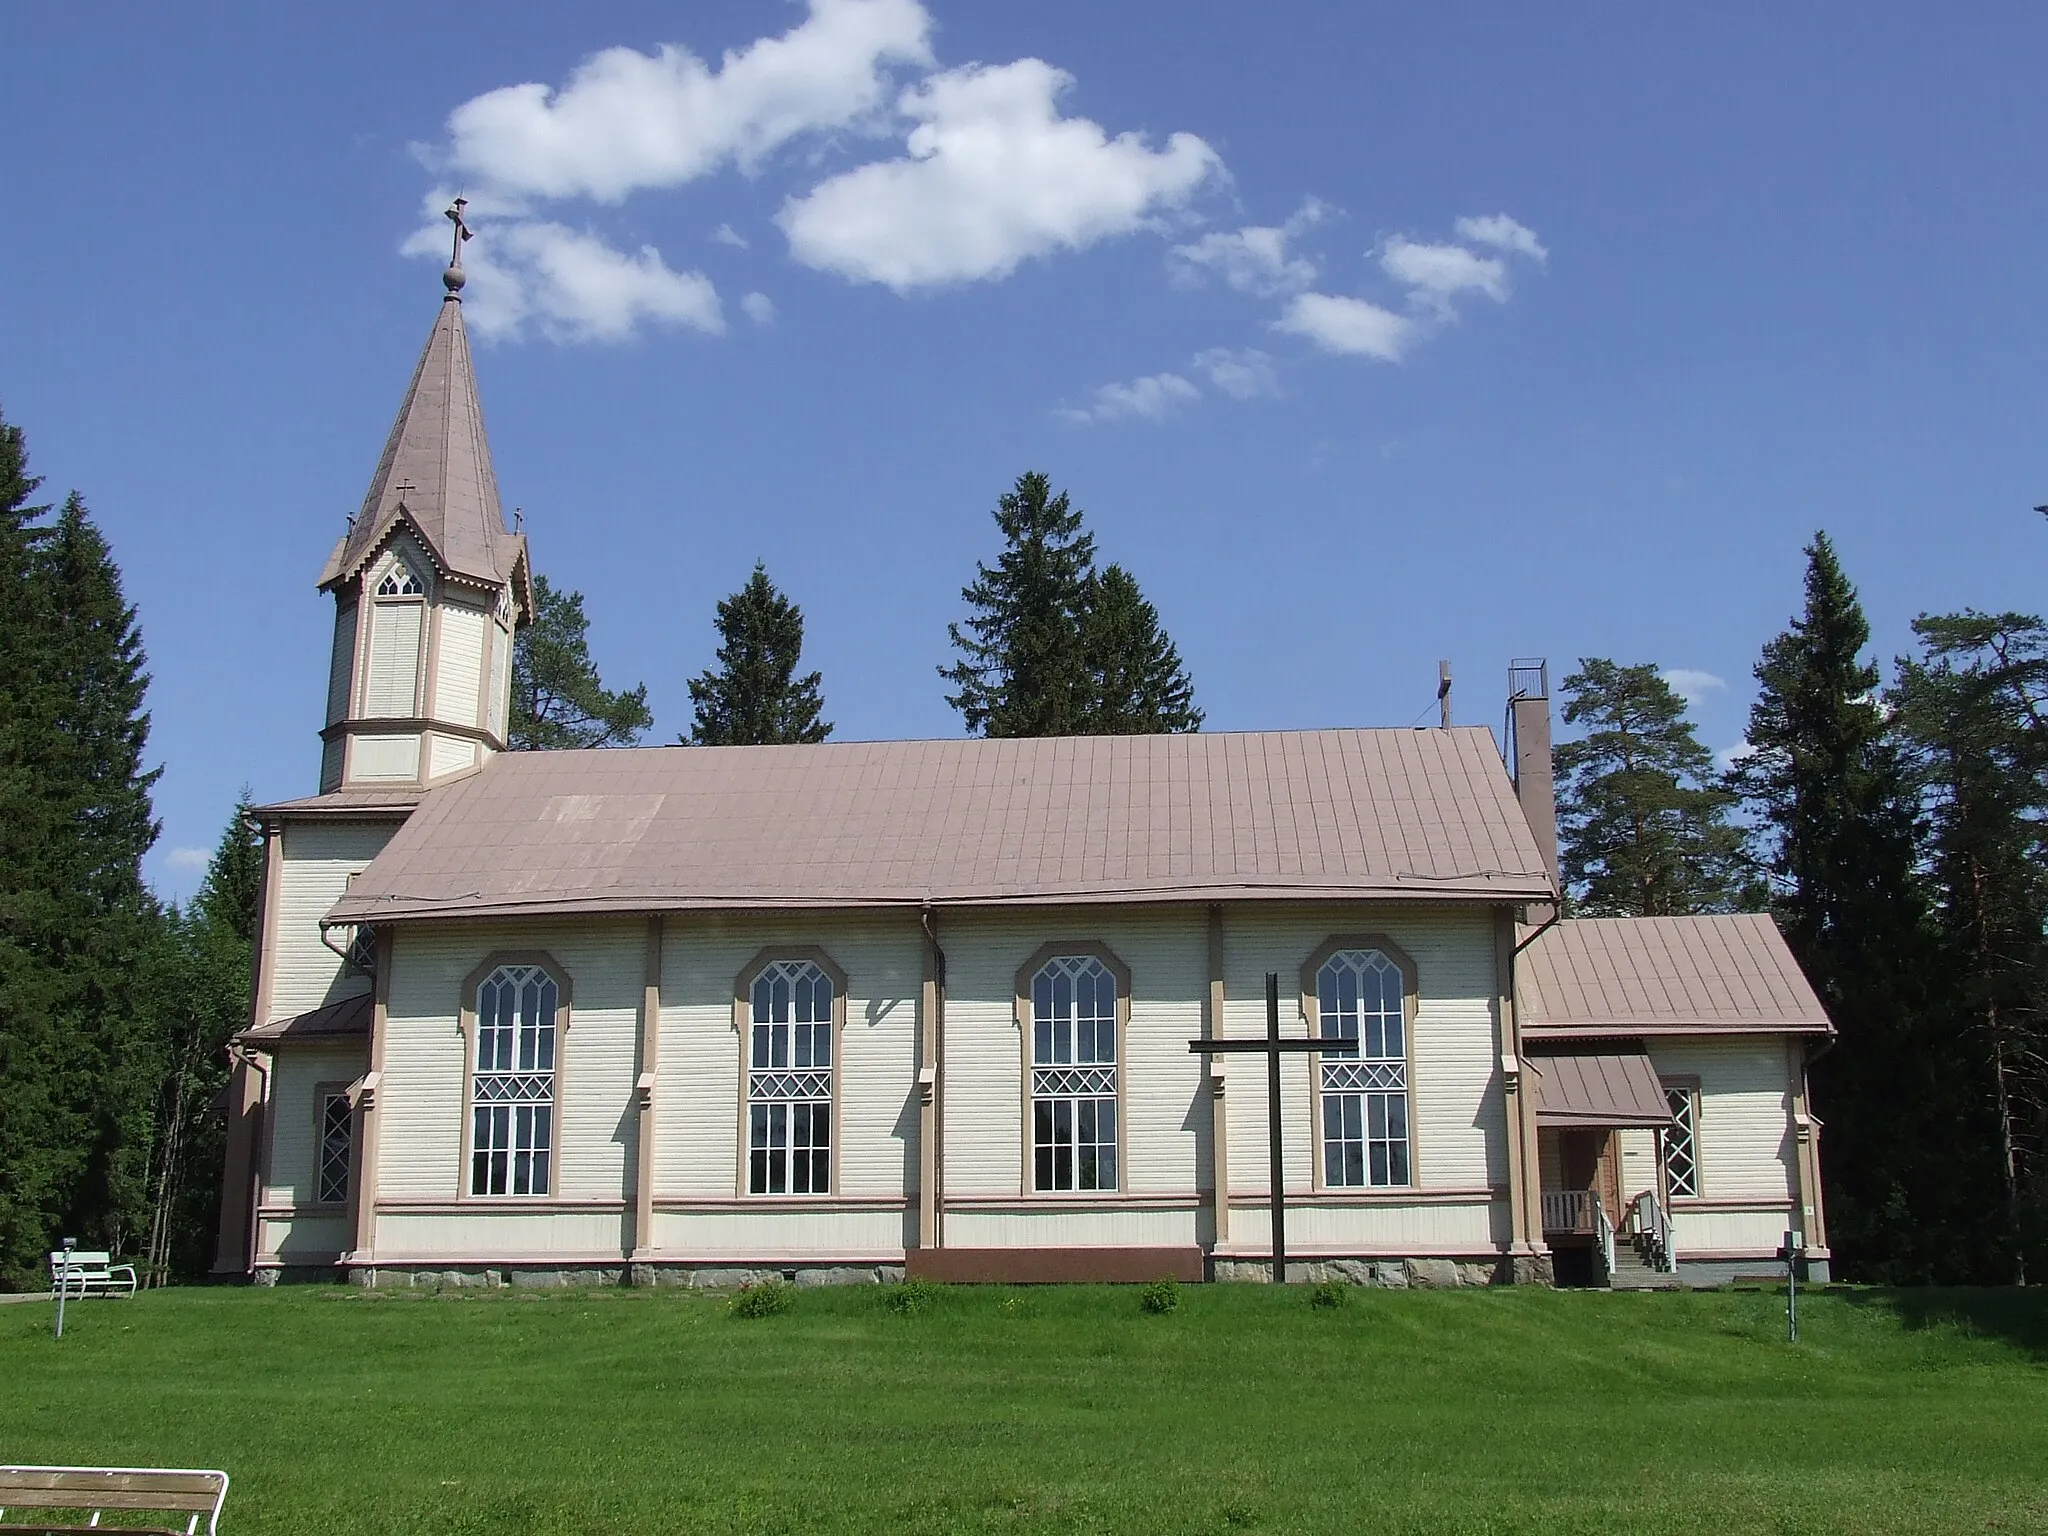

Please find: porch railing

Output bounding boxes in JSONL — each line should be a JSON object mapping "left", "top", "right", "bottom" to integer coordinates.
{"left": 1540, "top": 1188, "right": 1597, "bottom": 1234}
{"left": 1626, "top": 1190, "right": 1678, "bottom": 1273}
{"left": 1595, "top": 1197, "right": 1616, "bottom": 1279}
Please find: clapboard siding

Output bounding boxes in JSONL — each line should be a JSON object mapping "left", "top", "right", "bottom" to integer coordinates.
{"left": 326, "top": 600, "right": 357, "bottom": 725}
{"left": 257, "top": 1213, "right": 349, "bottom": 1262}
{"left": 378, "top": 919, "right": 643, "bottom": 1203}
{"left": 1650, "top": 1037, "right": 1795, "bottom": 1202}
{"left": 434, "top": 601, "right": 487, "bottom": 728}
{"left": 649, "top": 1207, "right": 909, "bottom": 1256}
{"left": 653, "top": 912, "right": 923, "bottom": 1205}
{"left": 373, "top": 1209, "right": 630, "bottom": 1258}
{"left": 429, "top": 735, "right": 478, "bottom": 778}
{"left": 1617, "top": 1128, "right": 1659, "bottom": 1203}
{"left": 946, "top": 1205, "right": 1200, "bottom": 1249}
{"left": 262, "top": 1044, "right": 366, "bottom": 1206}
{"left": 268, "top": 820, "right": 401, "bottom": 1022}
{"left": 1221, "top": 905, "right": 1505, "bottom": 1196}
{"left": 1233, "top": 1197, "right": 1503, "bottom": 1253}
{"left": 939, "top": 907, "right": 1210, "bottom": 1201}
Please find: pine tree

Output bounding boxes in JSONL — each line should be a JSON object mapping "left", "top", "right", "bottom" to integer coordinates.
{"left": 1080, "top": 565, "right": 1203, "bottom": 734}
{"left": 1892, "top": 611, "right": 2048, "bottom": 1282}
{"left": 942, "top": 472, "right": 1099, "bottom": 737}
{"left": 510, "top": 574, "right": 653, "bottom": 750}
{"left": 684, "top": 564, "right": 832, "bottom": 746}
{"left": 1554, "top": 658, "right": 1756, "bottom": 916}
{"left": 1730, "top": 534, "right": 1968, "bottom": 1281}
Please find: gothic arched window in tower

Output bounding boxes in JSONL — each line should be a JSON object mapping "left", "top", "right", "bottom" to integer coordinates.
{"left": 376, "top": 561, "right": 425, "bottom": 597}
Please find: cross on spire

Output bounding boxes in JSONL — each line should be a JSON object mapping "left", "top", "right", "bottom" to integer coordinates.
{"left": 443, "top": 198, "right": 472, "bottom": 296}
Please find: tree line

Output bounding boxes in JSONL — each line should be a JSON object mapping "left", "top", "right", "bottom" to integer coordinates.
{"left": 1549, "top": 535, "right": 2047, "bottom": 1284}
{"left": 1, "top": 398, "right": 2040, "bottom": 1288}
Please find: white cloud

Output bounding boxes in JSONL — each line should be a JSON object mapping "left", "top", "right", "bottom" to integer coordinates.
{"left": 1379, "top": 236, "right": 1506, "bottom": 311}
{"left": 741, "top": 290, "right": 777, "bottom": 324}
{"left": 1273, "top": 292, "right": 1415, "bottom": 361}
{"left": 1167, "top": 199, "right": 1325, "bottom": 297}
{"left": 1192, "top": 346, "right": 1279, "bottom": 399}
{"left": 409, "top": 214, "right": 723, "bottom": 342}
{"left": 429, "top": 0, "right": 934, "bottom": 203}
{"left": 1058, "top": 371, "right": 1200, "bottom": 425}
{"left": 1455, "top": 212, "right": 1548, "bottom": 262}
{"left": 778, "top": 58, "right": 1222, "bottom": 290}
{"left": 1717, "top": 739, "right": 1758, "bottom": 771}
{"left": 164, "top": 846, "right": 211, "bottom": 873}
{"left": 1661, "top": 668, "right": 1727, "bottom": 708}
{"left": 712, "top": 222, "right": 749, "bottom": 248}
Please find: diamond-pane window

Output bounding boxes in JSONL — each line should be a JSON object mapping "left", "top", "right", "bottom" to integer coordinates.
{"left": 1316, "top": 949, "right": 1411, "bottom": 1187}
{"left": 470, "top": 964, "right": 558, "bottom": 1197}
{"left": 317, "top": 1091, "right": 352, "bottom": 1205}
{"left": 1031, "top": 955, "right": 1118, "bottom": 1192}
{"left": 748, "top": 960, "right": 834, "bottom": 1195}
{"left": 1663, "top": 1085, "right": 1699, "bottom": 1198}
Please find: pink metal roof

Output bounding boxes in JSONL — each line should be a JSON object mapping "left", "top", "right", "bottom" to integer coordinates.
{"left": 1517, "top": 914, "right": 1831, "bottom": 1037}
{"left": 238, "top": 993, "right": 372, "bottom": 1048}
{"left": 1525, "top": 1048, "right": 1671, "bottom": 1126}
{"left": 324, "top": 726, "right": 1555, "bottom": 925}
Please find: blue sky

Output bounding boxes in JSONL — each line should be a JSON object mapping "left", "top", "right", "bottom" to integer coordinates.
{"left": 5, "top": 2, "right": 2044, "bottom": 903}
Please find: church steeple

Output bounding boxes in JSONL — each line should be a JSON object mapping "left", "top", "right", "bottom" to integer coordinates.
{"left": 314, "top": 208, "right": 532, "bottom": 793}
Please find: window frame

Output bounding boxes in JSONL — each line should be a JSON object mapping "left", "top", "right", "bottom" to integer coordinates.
{"left": 457, "top": 951, "right": 573, "bottom": 1202}
{"left": 1300, "top": 934, "right": 1421, "bottom": 1193}
{"left": 733, "top": 946, "right": 848, "bottom": 1200}
{"left": 1660, "top": 1076, "right": 1703, "bottom": 1201}
{"left": 310, "top": 1080, "right": 354, "bottom": 1209}
{"left": 1014, "top": 941, "right": 1132, "bottom": 1198}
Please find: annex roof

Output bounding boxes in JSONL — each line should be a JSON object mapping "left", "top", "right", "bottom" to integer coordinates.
{"left": 257, "top": 786, "right": 428, "bottom": 820}
{"left": 317, "top": 290, "right": 527, "bottom": 602}
{"left": 324, "top": 727, "right": 1557, "bottom": 926}
{"left": 1517, "top": 914, "right": 1832, "bottom": 1039}
{"left": 237, "top": 993, "right": 372, "bottom": 1049}
{"left": 1525, "top": 1045, "right": 1671, "bottom": 1127}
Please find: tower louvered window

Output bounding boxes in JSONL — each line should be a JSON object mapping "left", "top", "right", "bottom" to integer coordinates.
{"left": 748, "top": 960, "right": 834, "bottom": 1195}
{"left": 1030, "top": 955, "right": 1119, "bottom": 1192}
{"left": 470, "top": 964, "right": 558, "bottom": 1197}
{"left": 1316, "top": 949, "right": 1411, "bottom": 1187}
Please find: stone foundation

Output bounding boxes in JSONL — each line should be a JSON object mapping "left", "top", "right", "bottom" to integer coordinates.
{"left": 1211, "top": 1257, "right": 1522, "bottom": 1288}
{"left": 337, "top": 1263, "right": 907, "bottom": 1290}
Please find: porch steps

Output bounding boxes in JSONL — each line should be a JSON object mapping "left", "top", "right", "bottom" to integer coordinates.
{"left": 1606, "top": 1239, "right": 1679, "bottom": 1291}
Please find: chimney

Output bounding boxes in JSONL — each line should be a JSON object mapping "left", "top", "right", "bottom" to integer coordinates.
{"left": 1506, "top": 659, "right": 1559, "bottom": 897}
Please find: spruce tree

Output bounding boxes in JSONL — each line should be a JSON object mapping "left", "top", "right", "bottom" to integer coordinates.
{"left": 942, "top": 472, "right": 1098, "bottom": 737}
{"left": 1081, "top": 565, "right": 1203, "bottom": 734}
{"left": 1892, "top": 611, "right": 2048, "bottom": 1282}
{"left": 1554, "top": 658, "right": 1755, "bottom": 916}
{"left": 684, "top": 564, "right": 832, "bottom": 746}
{"left": 1731, "top": 535, "right": 1965, "bottom": 1281}
{"left": 509, "top": 574, "right": 653, "bottom": 750}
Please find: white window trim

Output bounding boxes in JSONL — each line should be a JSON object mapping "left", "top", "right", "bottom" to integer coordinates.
{"left": 733, "top": 947, "right": 846, "bottom": 1200}
{"left": 458, "top": 953, "right": 572, "bottom": 1201}
{"left": 1302, "top": 935, "right": 1420, "bottom": 1191}
{"left": 1015, "top": 942, "right": 1130, "bottom": 1196}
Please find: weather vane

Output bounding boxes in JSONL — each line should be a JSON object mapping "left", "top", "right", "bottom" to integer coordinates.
{"left": 443, "top": 197, "right": 472, "bottom": 294}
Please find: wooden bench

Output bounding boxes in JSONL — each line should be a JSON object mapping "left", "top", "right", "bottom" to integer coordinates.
{"left": 47, "top": 1252, "right": 136, "bottom": 1299}
{"left": 0, "top": 1467, "right": 227, "bottom": 1535}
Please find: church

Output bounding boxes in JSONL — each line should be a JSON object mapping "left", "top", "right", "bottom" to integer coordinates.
{"left": 212, "top": 239, "right": 1834, "bottom": 1290}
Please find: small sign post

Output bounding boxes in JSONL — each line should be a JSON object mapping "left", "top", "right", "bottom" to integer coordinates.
{"left": 53, "top": 1237, "right": 75, "bottom": 1341}
{"left": 1780, "top": 1228, "right": 1802, "bottom": 1343}
{"left": 1190, "top": 973, "right": 1356, "bottom": 1284}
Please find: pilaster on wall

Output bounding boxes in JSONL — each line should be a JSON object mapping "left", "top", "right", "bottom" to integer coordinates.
{"left": 630, "top": 916, "right": 663, "bottom": 1258}
{"left": 1206, "top": 905, "right": 1229, "bottom": 1245}
{"left": 918, "top": 911, "right": 943, "bottom": 1249}
{"left": 1790, "top": 1039, "right": 1829, "bottom": 1253}
{"left": 346, "top": 929, "right": 393, "bottom": 1264}
{"left": 1495, "top": 909, "right": 1542, "bottom": 1255}
{"left": 211, "top": 1052, "right": 266, "bottom": 1275}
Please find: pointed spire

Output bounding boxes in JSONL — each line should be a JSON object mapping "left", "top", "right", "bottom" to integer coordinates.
{"left": 318, "top": 239, "right": 527, "bottom": 605}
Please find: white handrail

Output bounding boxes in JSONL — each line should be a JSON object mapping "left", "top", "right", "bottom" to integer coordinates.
{"left": 1625, "top": 1190, "right": 1679, "bottom": 1273}
{"left": 1596, "top": 1198, "right": 1616, "bottom": 1279}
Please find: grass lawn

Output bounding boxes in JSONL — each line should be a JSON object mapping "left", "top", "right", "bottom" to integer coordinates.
{"left": 2, "top": 1283, "right": 2045, "bottom": 1535}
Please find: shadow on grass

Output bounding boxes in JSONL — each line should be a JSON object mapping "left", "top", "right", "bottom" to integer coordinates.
{"left": 1838, "top": 1285, "right": 2048, "bottom": 1359}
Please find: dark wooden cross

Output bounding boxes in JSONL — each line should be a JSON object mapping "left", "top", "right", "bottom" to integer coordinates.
{"left": 1190, "top": 972, "right": 1354, "bottom": 1284}
{"left": 446, "top": 197, "right": 472, "bottom": 266}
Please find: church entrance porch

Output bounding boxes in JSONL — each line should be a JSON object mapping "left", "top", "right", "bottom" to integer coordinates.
{"left": 1529, "top": 1045, "right": 1680, "bottom": 1289}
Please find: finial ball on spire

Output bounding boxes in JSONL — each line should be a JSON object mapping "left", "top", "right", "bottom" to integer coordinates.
{"left": 443, "top": 197, "right": 473, "bottom": 298}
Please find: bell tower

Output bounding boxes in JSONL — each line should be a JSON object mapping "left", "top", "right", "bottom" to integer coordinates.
{"left": 315, "top": 201, "right": 530, "bottom": 792}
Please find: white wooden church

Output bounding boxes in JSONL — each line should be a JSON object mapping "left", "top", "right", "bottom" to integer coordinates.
{"left": 213, "top": 251, "right": 1834, "bottom": 1290}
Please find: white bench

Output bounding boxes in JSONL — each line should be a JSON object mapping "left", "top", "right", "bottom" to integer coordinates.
{"left": 0, "top": 1466, "right": 227, "bottom": 1535}
{"left": 47, "top": 1251, "right": 137, "bottom": 1298}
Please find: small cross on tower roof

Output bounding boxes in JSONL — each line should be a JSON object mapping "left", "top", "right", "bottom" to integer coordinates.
{"left": 443, "top": 198, "right": 472, "bottom": 296}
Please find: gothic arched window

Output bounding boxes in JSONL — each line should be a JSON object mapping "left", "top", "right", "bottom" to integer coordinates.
{"left": 741, "top": 953, "right": 842, "bottom": 1196}
{"left": 1021, "top": 946, "right": 1127, "bottom": 1193}
{"left": 465, "top": 958, "right": 566, "bottom": 1197}
{"left": 1306, "top": 940, "right": 1416, "bottom": 1188}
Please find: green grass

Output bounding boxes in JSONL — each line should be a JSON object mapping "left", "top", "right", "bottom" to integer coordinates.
{"left": 3, "top": 1283, "right": 2046, "bottom": 1534}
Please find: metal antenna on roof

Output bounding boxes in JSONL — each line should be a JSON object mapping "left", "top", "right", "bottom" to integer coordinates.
{"left": 443, "top": 197, "right": 472, "bottom": 297}
{"left": 513, "top": 506, "right": 523, "bottom": 532}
